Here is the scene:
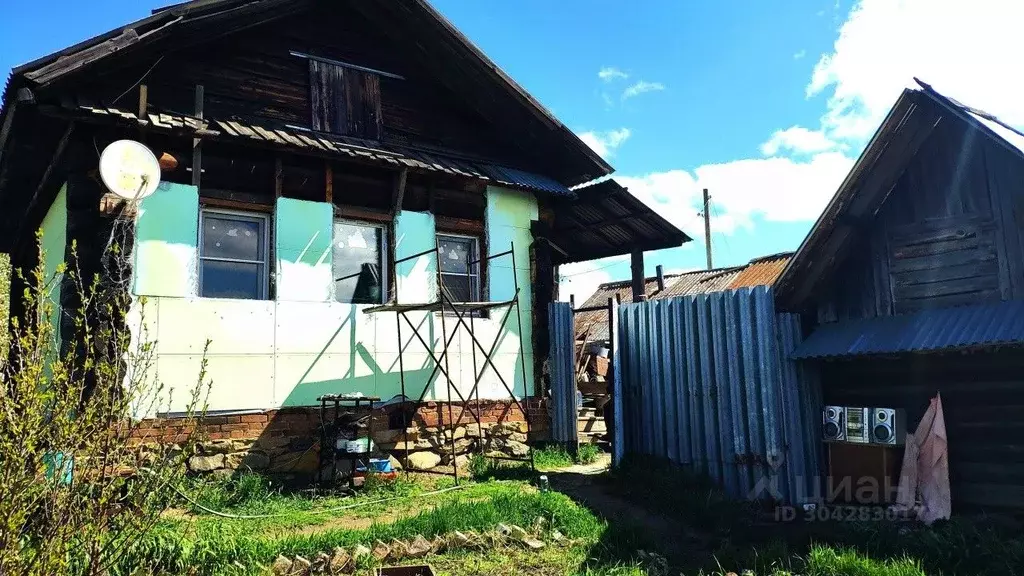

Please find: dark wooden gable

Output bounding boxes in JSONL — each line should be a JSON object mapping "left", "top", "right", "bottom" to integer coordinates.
{"left": 67, "top": 3, "right": 517, "bottom": 160}
{"left": 818, "top": 117, "right": 1024, "bottom": 323}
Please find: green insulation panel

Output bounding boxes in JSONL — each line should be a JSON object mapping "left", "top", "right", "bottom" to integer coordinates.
{"left": 40, "top": 184, "right": 68, "bottom": 345}
{"left": 394, "top": 210, "right": 437, "bottom": 303}
{"left": 275, "top": 197, "right": 333, "bottom": 302}
{"left": 133, "top": 182, "right": 199, "bottom": 297}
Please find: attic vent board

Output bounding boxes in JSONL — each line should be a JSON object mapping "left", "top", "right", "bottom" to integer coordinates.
{"left": 290, "top": 51, "right": 405, "bottom": 80}
{"left": 308, "top": 59, "right": 385, "bottom": 140}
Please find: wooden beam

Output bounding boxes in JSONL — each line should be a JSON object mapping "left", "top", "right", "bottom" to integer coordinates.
{"left": 191, "top": 84, "right": 204, "bottom": 187}
{"left": 391, "top": 168, "right": 408, "bottom": 216}
{"left": 325, "top": 162, "right": 334, "bottom": 204}
{"left": 14, "top": 122, "right": 75, "bottom": 246}
{"left": 274, "top": 157, "right": 283, "bottom": 198}
{"left": 631, "top": 249, "right": 645, "bottom": 302}
{"left": 138, "top": 84, "right": 148, "bottom": 122}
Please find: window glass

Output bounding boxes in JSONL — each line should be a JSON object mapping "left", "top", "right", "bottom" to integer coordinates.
{"left": 437, "top": 234, "right": 479, "bottom": 302}
{"left": 199, "top": 210, "right": 268, "bottom": 300}
{"left": 333, "top": 221, "right": 385, "bottom": 304}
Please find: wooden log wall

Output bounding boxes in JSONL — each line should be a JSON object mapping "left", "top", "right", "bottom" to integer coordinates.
{"left": 818, "top": 120, "right": 1024, "bottom": 322}
{"left": 821, "top": 351, "right": 1024, "bottom": 510}
{"left": 74, "top": 5, "right": 510, "bottom": 161}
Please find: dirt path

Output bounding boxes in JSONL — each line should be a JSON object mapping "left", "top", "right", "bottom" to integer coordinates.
{"left": 545, "top": 454, "right": 708, "bottom": 568}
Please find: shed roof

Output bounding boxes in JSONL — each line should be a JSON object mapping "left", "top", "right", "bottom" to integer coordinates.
{"left": 791, "top": 299, "right": 1024, "bottom": 359}
{"left": 775, "top": 79, "right": 1024, "bottom": 312}
{"left": 543, "top": 179, "right": 691, "bottom": 264}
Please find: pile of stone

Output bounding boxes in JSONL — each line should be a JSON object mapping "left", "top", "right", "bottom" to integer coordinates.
{"left": 374, "top": 421, "right": 530, "bottom": 472}
{"left": 269, "top": 521, "right": 558, "bottom": 575}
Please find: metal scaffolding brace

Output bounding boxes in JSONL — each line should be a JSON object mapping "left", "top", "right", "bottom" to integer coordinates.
{"left": 363, "top": 241, "right": 535, "bottom": 483}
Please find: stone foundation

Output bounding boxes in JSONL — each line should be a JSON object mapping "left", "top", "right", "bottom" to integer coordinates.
{"left": 130, "top": 399, "right": 548, "bottom": 478}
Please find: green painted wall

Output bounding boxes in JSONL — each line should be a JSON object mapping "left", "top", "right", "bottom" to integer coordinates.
{"left": 394, "top": 210, "right": 437, "bottom": 304}
{"left": 134, "top": 182, "right": 199, "bottom": 297}
{"left": 485, "top": 186, "right": 537, "bottom": 396}
{"left": 40, "top": 184, "right": 68, "bottom": 348}
{"left": 275, "top": 198, "right": 333, "bottom": 302}
{"left": 129, "top": 188, "right": 538, "bottom": 412}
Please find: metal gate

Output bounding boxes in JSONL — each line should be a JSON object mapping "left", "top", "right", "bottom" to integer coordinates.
{"left": 616, "top": 286, "right": 822, "bottom": 503}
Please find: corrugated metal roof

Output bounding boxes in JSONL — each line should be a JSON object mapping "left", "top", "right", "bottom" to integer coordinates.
{"left": 660, "top": 268, "right": 744, "bottom": 299}
{"left": 574, "top": 252, "right": 791, "bottom": 343}
{"left": 728, "top": 253, "right": 791, "bottom": 289}
{"left": 72, "top": 104, "right": 574, "bottom": 197}
{"left": 792, "top": 300, "right": 1024, "bottom": 359}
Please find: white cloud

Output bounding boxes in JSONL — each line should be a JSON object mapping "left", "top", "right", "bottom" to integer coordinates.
{"left": 578, "top": 128, "right": 632, "bottom": 159}
{"left": 618, "top": 152, "right": 854, "bottom": 236}
{"left": 622, "top": 80, "right": 666, "bottom": 100}
{"left": 558, "top": 256, "right": 629, "bottom": 304}
{"left": 598, "top": 67, "right": 629, "bottom": 82}
{"left": 808, "top": 0, "right": 1024, "bottom": 142}
{"left": 760, "top": 126, "right": 840, "bottom": 156}
{"left": 793, "top": 50, "right": 807, "bottom": 60}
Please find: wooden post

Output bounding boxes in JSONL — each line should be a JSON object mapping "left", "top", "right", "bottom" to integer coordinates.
{"left": 191, "top": 85, "right": 204, "bottom": 187}
{"left": 274, "top": 158, "right": 283, "bottom": 198}
{"left": 608, "top": 296, "right": 623, "bottom": 465}
{"left": 702, "top": 187, "right": 713, "bottom": 270}
{"left": 138, "top": 84, "right": 148, "bottom": 121}
{"left": 325, "top": 163, "right": 334, "bottom": 204}
{"left": 391, "top": 168, "right": 408, "bottom": 216}
{"left": 630, "top": 248, "right": 644, "bottom": 303}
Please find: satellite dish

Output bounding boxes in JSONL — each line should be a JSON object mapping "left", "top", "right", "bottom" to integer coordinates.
{"left": 99, "top": 140, "right": 161, "bottom": 201}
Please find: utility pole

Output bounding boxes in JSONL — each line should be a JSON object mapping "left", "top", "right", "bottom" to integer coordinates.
{"left": 701, "top": 188, "right": 713, "bottom": 270}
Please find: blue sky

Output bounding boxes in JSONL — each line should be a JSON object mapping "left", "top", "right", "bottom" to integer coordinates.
{"left": 3, "top": 0, "right": 1023, "bottom": 302}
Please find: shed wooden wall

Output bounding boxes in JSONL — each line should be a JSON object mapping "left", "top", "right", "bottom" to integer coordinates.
{"left": 820, "top": 351, "right": 1024, "bottom": 510}
{"left": 73, "top": 4, "right": 514, "bottom": 161}
{"left": 818, "top": 120, "right": 1024, "bottom": 323}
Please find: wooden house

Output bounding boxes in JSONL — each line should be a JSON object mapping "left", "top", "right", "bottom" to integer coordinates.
{"left": 0, "top": 0, "right": 685, "bottom": 475}
{"left": 776, "top": 80, "right": 1024, "bottom": 510}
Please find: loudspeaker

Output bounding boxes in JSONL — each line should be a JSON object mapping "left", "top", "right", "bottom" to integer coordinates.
{"left": 823, "top": 406, "right": 845, "bottom": 441}
{"left": 870, "top": 407, "right": 906, "bottom": 445}
{"left": 845, "top": 406, "right": 870, "bottom": 443}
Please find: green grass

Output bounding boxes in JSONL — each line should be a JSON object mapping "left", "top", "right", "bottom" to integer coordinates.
{"left": 606, "top": 458, "right": 1024, "bottom": 576}
{"left": 119, "top": 476, "right": 604, "bottom": 575}
{"left": 111, "top": 462, "right": 1024, "bottom": 576}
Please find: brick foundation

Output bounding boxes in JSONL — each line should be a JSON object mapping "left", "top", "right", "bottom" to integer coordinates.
{"left": 132, "top": 399, "right": 549, "bottom": 478}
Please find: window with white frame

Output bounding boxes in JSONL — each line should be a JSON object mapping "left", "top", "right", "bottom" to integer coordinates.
{"left": 199, "top": 209, "right": 270, "bottom": 300}
{"left": 333, "top": 220, "right": 386, "bottom": 304}
{"left": 437, "top": 233, "right": 480, "bottom": 302}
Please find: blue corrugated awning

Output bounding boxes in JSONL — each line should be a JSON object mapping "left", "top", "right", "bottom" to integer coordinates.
{"left": 793, "top": 300, "right": 1024, "bottom": 359}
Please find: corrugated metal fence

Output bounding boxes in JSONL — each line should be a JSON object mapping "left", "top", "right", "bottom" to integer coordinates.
{"left": 617, "top": 286, "right": 822, "bottom": 503}
{"left": 548, "top": 302, "right": 578, "bottom": 446}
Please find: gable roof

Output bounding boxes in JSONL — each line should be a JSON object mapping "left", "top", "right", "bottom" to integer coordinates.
{"left": 0, "top": 0, "right": 611, "bottom": 187}
{"left": 574, "top": 252, "right": 792, "bottom": 342}
{"left": 774, "top": 80, "right": 1024, "bottom": 312}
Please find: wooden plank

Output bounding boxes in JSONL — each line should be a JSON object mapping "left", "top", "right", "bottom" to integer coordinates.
{"left": 890, "top": 233, "right": 986, "bottom": 259}
{"left": 888, "top": 246, "right": 997, "bottom": 273}
{"left": 957, "top": 482, "right": 1024, "bottom": 508}
{"left": 274, "top": 157, "right": 283, "bottom": 198}
{"left": 13, "top": 122, "right": 75, "bottom": 243}
{"left": 391, "top": 168, "right": 407, "bottom": 215}
{"left": 891, "top": 261, "right": 999, "bottom": 287}
{"left": 200, "top": 196, "right": 274, "bottom": 213}
{"left": 138, "top": 84, "right": 148, "bottom": 121}
{"left": 895, "top": 289, "right": 1001, "bottom": 313}
{"left": 325, "top": 163, "right": 334, "bottom": 203}
{"left": 893, "top": 273, "right": 1000, "bottom": 300}
{"left": 192, "top": 85, "right": 204, "bottom": 187}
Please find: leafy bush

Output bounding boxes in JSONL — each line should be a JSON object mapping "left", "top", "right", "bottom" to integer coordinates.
{"left": 0, "top": 237, "right": 209, "bottom": 575}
